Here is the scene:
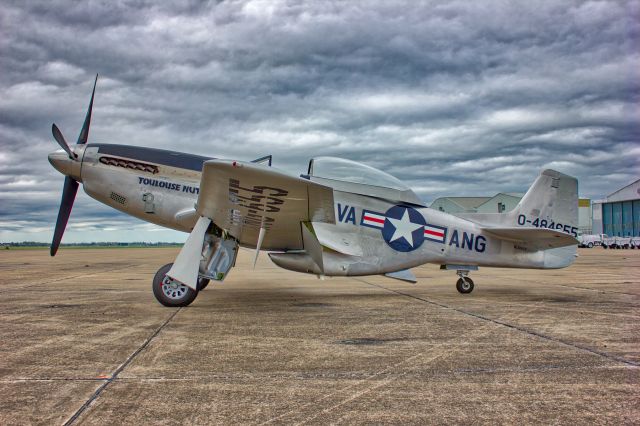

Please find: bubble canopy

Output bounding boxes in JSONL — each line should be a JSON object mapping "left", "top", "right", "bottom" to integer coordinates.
{"left": 306, "top": 157, "right": 425, "bottom": 206}
{"left": 308, "top": 157, "right": 410, "bottom": 191}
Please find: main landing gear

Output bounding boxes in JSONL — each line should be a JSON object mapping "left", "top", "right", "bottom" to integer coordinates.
{"left": 152, "top": 220, "right": 238, "bottom": 307}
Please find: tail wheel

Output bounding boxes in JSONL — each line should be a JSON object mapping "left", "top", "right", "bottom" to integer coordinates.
{"left": 152, "top": 263, "right": 198, "bottom": 307}
{"left": 456, "top": 277, "right": 474, "bottom": 294}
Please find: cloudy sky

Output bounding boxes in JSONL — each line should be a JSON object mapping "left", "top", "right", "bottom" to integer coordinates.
{"left": 1, "top": 0, "right": 638, "bottom": 243}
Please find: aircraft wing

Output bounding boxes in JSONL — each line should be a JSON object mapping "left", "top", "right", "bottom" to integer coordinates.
{"left": 483, "top": 227, "right": 578, "bottom": 249}
{"left": 196, "top": 159, "right": 335, "bottom": 250}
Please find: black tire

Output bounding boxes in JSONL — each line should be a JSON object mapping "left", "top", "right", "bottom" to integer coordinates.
{"left": 152, "top": 263, "right": 198, "bottom": 307}
{"left": 587, "top": 242, "right": 594, "bottom": 248}
{"left": 603, "top": 245, "right": 608, "bottom": 249}
{"left": 456, "top": 277, "right": 474, "bottom": 294}
{"left": 198, "top": 278, "right": 210, "bottom": 290}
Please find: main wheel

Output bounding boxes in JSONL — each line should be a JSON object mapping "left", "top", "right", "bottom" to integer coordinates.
{"left": 152, "top": 263, "right": 198, "bottom": 307}
{"left": 456, "top": 277, "right": 474, "bottom": 294}
{"left": 587, "top": 242, "right": 594, "bottom": 248}
{"left": 198, "top": 278, "right": 210, "bottom": 291}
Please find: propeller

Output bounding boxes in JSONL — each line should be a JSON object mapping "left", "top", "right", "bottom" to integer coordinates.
{"left": 49, "top": 74, "right": 98, "bottom": 256}
{"left": 51, "top": 123, "right": 75, "bottom": 159}
{"left": 51, "top": 177, "right": 79, "bottom": 256}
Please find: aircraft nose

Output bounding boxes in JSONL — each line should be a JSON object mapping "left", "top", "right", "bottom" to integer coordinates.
{"left": 48, "top": 150, "right": 73, "bottom": 176}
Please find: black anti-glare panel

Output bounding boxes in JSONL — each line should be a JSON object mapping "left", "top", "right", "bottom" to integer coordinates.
{"left": 89, "top": 144, "right": 214, "bottom": 172}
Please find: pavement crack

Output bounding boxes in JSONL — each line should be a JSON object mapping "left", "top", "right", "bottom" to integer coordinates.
{"left": 0, "top": 377, "right": 107, "bottom": 382}
{"left": 0, "top": 264, "right": 139, "bottom": 292}
{"left": 62, "top": 307, "right": 182, "bottom": 426}
{"left": 556, "top": 283, "right": 639, "bottom": 296}
{"left": 355, "top": 278, "right": 640, "bottom": 368}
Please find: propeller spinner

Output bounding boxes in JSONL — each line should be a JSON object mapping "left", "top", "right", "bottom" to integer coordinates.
{"left": 48, "top": 74, "right": 98, "bottom": 256}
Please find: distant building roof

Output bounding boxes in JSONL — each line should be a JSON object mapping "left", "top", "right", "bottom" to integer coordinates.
{"left": 607, "top": 178, "right": 640, "bottom": 202}
{"left": 437, "top": 197, "right": 491, "bottom": 209}
{"left": 475, "top": 193, "right": 522, "bottom": 210}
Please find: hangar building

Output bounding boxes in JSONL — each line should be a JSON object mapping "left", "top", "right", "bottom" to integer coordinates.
{"left": 592, "top": 178, "right": 640, "bottom": 237}
{"left": 430, "top": 193, "right": 593, "bottom": 235}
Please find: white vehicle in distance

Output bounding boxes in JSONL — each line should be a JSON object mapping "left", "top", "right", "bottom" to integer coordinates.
{"left": 601, "top": 236, "right": 640, "bottom": 249}
{"left": 578, "top": 234, "right": 606, "bottom": 248}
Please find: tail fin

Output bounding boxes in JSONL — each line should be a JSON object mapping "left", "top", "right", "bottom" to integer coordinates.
{"left": 457, "top": 169, "right": 579, "bottom": 237}
{"left": 465, "top": 170, "right": 579, "bottom": 267}
{"left": 509, "top": 169, "right": 578, "bottom": 235}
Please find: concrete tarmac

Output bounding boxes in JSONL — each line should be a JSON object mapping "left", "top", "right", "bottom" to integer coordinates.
{"left": 0, "top": 247, "right": 638, "bottom": 424}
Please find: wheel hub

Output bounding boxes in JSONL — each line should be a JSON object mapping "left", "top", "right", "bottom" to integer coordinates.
{"left": 161, "top": 276, "right": 189, "bottom": 300}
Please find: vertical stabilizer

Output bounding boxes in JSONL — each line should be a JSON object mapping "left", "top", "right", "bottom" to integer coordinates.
{"left": 456, "top": 169, "right": 579, "bottom": 237}
{"left": 509, "top": 169, "right": 578, "bottom": 231}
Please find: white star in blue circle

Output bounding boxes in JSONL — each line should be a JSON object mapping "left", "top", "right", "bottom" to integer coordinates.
{"left": 381, "top": 205, "right": 426, "bottom": 252}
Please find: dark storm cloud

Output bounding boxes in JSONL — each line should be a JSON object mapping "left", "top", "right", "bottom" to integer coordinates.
{"left": 1, "top": 0, "right": 638, "bottom": 242}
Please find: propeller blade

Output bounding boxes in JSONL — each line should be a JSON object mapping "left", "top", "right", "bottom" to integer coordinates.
{"left": 50, "top": 176, "right": 79, "bottom": 256}
{"left": 51, "top": 124, "right": 75, "bottom": 159}
{"left": 77, "top": 74, "right": 98, "bottom": 145}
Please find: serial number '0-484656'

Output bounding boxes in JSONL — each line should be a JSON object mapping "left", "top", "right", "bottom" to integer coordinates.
{"left": 517, "top": 215, "right": 578, "bottom": 237}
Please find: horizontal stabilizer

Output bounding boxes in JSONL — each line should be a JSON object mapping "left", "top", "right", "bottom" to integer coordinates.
{"left": 484, "top": 227, "right": 578, "bottom": 249}
{"left": 385, "top": 269, "right": 417, "bottom": 283}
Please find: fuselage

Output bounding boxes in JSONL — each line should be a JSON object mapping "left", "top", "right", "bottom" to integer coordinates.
{"left": 71, "top": 143, "right": 206, "bottom": 232}
{"left": 311, "top": 190, "right": 558, "bottom": 274}
{"left": 47, "top": 143, "right": 574, "bottom": 276}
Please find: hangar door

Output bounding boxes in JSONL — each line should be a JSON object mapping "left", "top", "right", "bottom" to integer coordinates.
{"left": 603, "top": 203, "right": 613, "bottom": 236}
{"left": 622, "top": 201, "right": 633, "bottom": 236}
{"left": 603, "top": 200, "right": 640, "bottom": 237}
{"left": 634, "top": 200, "right": 640, "bottom": 236}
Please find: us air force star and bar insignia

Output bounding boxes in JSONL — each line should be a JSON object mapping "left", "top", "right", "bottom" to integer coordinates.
{"left": 361, "top": 205, "right": 448, "bottom": 252}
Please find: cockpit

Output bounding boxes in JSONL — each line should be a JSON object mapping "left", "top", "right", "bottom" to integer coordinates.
{"left": 305, "top": 157, "right": 425, "bottom": 206}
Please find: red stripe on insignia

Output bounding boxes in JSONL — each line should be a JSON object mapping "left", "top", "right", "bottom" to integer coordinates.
{"left": 364, "top": 216, "right": 385, "bottom": 224}
{"left": 424, "top": 229, "right": 444, "bottom": 237}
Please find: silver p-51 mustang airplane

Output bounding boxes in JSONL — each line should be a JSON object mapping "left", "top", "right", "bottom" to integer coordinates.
{"left": 48, "top": 77, "right": 579, "bottom": 307}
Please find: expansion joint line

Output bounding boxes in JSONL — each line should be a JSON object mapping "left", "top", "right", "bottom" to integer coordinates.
{"left": 63, "top": 308, "right": 182, "bottom": 426}
{"left": 355, "top": 278, "right": 639, "bottom": 368}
